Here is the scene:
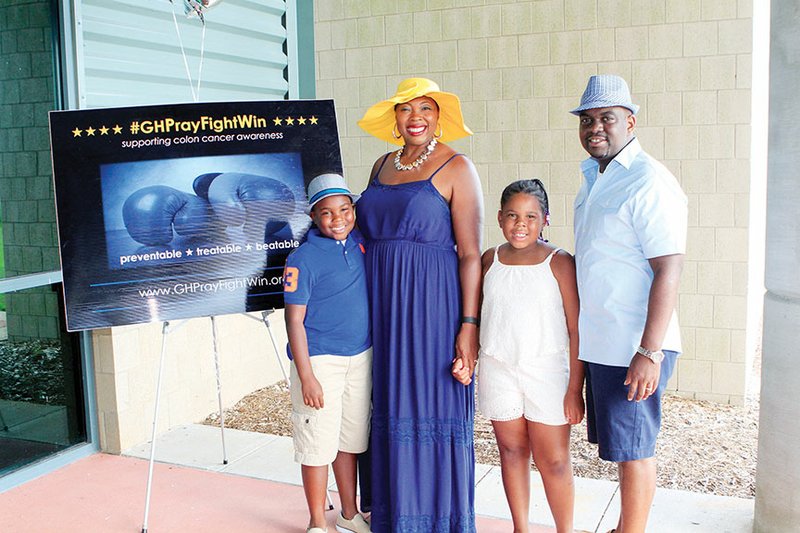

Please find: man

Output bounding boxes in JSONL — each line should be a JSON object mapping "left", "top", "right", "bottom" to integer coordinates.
{"left": 571, "top": 75, "right": 687, "bottom": 533}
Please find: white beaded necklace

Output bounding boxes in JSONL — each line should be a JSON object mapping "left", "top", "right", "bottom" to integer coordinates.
{"left": 394, "top": 138, "right": 437, "bottom": 171}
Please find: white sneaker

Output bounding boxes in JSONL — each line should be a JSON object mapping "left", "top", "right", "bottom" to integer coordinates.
{"left": 335, "top": 512, "right": 371, "bottom": 533}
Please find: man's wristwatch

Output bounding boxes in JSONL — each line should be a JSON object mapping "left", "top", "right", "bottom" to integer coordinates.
{"left": 636, "top": 345, "right": 664, "bottom": 364}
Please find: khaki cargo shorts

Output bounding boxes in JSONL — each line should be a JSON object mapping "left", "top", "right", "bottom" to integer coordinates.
{"left": 290, "top": 347, "right": 372, "bottom": 466}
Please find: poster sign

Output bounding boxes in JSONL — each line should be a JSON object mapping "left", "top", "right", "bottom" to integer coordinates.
{"left": 49, "top": 100, "right": 342, "bottom": 331}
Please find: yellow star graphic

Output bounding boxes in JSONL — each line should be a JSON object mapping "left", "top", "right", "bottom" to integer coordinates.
{"left": 112, "top": 125, "right": 123, "bottom": 134}
{"left": 273, "top": 117, "right": 283, "bottom": 126}
{"left": 86, "top": 127, "right": 96, "bottom": 136}
{"left": 99, "top": 126, "right": 109, "bottom": 135}
{"left": 297, "top": 116, "right": 306, "bottom": 125}
{"left": 309, "top": 116, "right": 318, "bottom": 125}
{"left": 72, "top": 127, "right": 82, "bottom": 137}
{"left": 286, "top": 117, "right": 295, "bottom": 125}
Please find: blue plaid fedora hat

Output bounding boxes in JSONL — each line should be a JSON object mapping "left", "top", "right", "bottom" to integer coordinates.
{"left": 570, "top": 74, "right": 639, "bottom": 116}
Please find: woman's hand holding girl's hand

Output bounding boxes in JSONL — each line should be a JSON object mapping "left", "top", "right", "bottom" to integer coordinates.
{"left": 452, "top": 324, "right": 479, "bottom": 385}
{"left": 451, "top": 357, "right": 470, "bottom": 385}
{"left": 563, "top": 389, "right": 585, "bottom": 425}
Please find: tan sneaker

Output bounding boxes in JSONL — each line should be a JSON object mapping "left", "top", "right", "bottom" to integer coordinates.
{"left": 335, "top": 512, "right": 371, "bottom": 533}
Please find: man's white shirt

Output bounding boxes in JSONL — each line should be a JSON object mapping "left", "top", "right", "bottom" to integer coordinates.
{"left": 574, "top": 138, "right": 688, "bottom": 367}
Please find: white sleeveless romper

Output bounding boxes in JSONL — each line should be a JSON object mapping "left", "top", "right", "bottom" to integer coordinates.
{"left": 477, "top": 246, "right": 570, "bottom": 425}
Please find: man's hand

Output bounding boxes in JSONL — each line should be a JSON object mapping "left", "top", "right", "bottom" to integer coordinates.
{"left": 625, "top": 253, "right": 683, "bottom": 401}
{"left": 624, "top": 353, "right": 661, "bottom": 402}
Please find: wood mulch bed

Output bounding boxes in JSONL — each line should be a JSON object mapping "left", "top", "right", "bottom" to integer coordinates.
{"left": 204, "top": 382, "right": 757, "bottom": 499}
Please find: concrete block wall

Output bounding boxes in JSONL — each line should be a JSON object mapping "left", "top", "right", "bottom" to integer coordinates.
{"left": 314, "top": 0, "right": 754, "bottom": 404}
{"left": 0, "top": 0, "right": 62, "bottom": 341}
{"left": 0, "top": 0, "right": 60, "bottom": 276}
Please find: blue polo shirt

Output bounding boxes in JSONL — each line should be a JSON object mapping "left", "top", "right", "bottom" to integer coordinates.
{"left": 283, "top": 228, "right": 370, "bottom": 359}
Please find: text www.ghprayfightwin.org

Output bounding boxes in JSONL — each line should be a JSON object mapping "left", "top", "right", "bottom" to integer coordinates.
{"left": 137, "top": 276, "right": 282, "bottom": 298}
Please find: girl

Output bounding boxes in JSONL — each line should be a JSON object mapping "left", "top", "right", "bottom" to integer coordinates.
{"left": 477, "top": 179, "right": 584, "bottom": 533}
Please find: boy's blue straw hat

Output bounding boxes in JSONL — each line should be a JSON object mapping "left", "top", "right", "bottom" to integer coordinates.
{"left": 306, "top": 173, "right": 360, "bottom": 214}
{"left": 570, "top": 74, "right": 639, "bottom": 116}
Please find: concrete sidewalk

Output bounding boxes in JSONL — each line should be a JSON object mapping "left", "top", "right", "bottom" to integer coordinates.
{"left": 121, "top": 424, "right": 754, "bottom": 533}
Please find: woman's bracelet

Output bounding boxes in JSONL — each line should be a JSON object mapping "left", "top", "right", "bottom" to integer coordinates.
{"left": 461, "top": 316, "right": 480, "bottom": 326}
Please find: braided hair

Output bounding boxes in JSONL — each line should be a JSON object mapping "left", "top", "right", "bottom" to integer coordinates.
{"left": 499, "top": 179, "right": 550, "bottom": 240}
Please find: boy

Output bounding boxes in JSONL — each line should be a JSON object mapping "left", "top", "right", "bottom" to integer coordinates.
{"left": 283, "top": 174, "right": 372, "bottom": 533}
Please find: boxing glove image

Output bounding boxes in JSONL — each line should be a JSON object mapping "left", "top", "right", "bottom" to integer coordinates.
{"left": 122, "top": 185, "right": 220, "bottom": 246}
{"left": 192, "top": 172, "right": 296, "bottom": 242}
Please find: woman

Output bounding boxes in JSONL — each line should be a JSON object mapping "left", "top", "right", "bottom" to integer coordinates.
{"left": 356, "top": 78, "right": 483, "bottom": 532}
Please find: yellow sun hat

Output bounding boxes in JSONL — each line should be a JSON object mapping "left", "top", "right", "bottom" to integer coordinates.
{"left": 357, "top": 77, "right": 473, "bottom": 146}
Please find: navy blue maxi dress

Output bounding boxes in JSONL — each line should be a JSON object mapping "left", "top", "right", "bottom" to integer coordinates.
{"left": 357, "top": 154, "right": 476, "bottom": 533}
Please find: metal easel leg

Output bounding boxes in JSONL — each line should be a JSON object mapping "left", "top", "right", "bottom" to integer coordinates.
{"left": 141, "top": 319, "right": 189, "bottom": 533}
{"left": 326, "top": 464, "right": 335, "bottom": 511}
{"left": 260, "top": 309, "right": 289, "bottom": 386}
{"left": 210, "top": 316, "right": 228, "bottom": 464}
{"left": 141, "top": 321, "right": 170, "bottom": 533}
{"left": 241, "top": 309, "right": 289, "bottom": 387}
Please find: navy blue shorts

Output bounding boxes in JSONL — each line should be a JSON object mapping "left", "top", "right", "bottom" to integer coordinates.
{"left": 584, "top": 351, "right": 678, "bottom": 462}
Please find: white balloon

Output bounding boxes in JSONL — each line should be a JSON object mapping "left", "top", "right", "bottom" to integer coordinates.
{"left": 183, "top": 0, "right": 222, "bottom": 18}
